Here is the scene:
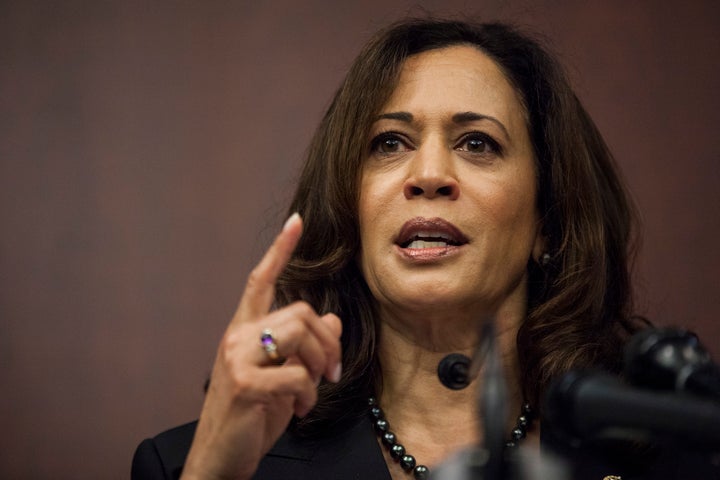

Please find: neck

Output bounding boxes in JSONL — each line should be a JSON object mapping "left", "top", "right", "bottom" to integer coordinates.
{"left": 375, "top": 305, "right": 526, "bottom": 467}
{"left": 377, "top": 301, "right": 525, "bottom": 403}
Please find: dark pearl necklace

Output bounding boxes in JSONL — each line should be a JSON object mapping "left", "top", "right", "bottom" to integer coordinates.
{"left": 368, "top": 396, "right": 535, "bottom": 479}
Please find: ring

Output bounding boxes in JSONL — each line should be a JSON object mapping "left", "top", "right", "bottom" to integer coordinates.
{"left": 260, "top": 328, "right": 280, "bottom": 361}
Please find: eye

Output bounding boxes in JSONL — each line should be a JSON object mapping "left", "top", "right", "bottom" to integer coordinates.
{"left": 370, "top": 132, "right": 412, "bottom": 155}
{"left": 455, "top": 132, "right": 502, "bottom": 156}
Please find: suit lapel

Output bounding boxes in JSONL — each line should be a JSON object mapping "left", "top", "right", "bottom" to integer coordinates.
{"left": 256, "top": 416, "right": 391, "bottom": 479}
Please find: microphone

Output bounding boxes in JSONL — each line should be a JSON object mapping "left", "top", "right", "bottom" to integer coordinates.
{"left": 437, "top": 353, "right": 471, "bottom": 390}
{"left": 624, "top": 328, "right": 720, "bottom": 400}
{"left": 544, "top": 370, "right": 720, "bottom": 447}
{"left": 433, "top": 323, "right": 572, "bottom": 480}
{"left": 436, "top": 324, "right": 491, "bottom": 390}
{"left": 432, "top": 322, "right": 509, "bottom": 480}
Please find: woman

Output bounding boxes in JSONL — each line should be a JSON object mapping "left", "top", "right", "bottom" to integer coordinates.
{"left": 133, "top": 19, "right": 714, "bottom": 480}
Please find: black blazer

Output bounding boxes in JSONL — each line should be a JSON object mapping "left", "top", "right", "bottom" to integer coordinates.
{"left": 132, "top": 415, "right": 720, "bottom": 480}
{"left": 132, "top": 417, "right": 391, "bottom": 480}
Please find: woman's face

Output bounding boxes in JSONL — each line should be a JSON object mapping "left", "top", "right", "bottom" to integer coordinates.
{"left": 358, "top": 45, "right": 544, "bottom": 320}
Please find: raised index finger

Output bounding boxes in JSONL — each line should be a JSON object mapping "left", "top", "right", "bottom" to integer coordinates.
{"left": 235, "top": 212, "right": 303, "bottom": 322}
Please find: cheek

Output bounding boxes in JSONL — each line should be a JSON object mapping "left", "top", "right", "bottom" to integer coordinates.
{"left": 482, "top": 173, "right": 539, "bottom": 241}
{"left": 506, "top": 188, "right": 540, "bottom": 249}
{"left": 357, "top": 171, "right": 373, "bottom": 224}
{"left": 357, "top": 172, "right": 401, "bottom": 278}
{"left": 357, "top": 189, "right": 375, "bottom": 247}
{"left": 358, "top": 173, "right": 395, "bottom": 237}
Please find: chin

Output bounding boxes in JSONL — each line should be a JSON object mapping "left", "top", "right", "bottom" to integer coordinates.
{"left": 389, "top": 284, "right": 478, "bottom": 313}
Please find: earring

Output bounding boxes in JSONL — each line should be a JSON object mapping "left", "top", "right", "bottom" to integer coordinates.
{"left": 540, "top": 253, "right": 551, "bottom": 267}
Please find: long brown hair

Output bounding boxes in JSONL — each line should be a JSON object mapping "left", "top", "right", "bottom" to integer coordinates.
{"left": 275, "top": 18, "right": 644, "bottom": 435}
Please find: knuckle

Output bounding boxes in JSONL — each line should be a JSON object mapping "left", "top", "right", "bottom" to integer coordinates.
{"left": 229, "top": 371, "right": 254, "bottom": 396}
{"left": 306, "top": 358, "right": 324, "bottom": 380}
{"left": 218, "top": 333, "right": 237, "bottom": 363}
{"left": 302, "top": 381, "right": 318, "bottom": 408}
{"left": 279, "top": 316, "right": 303, "bottom": 342}
{"left": 219, "top": 327, "right": 248, "bottom": 356}
{"left": 313, "top": 344, "right": 329, "bottom": 367}
{"left": 292, "top": 369, "right": 316, "bottom": 396}
{"left": 290, "top": 301, "right": 315, "bottom": 318}
{"left": 291, "top": 366, "right": 314, "bottom": 390}
{"left": 246, "top": 267, "right": 264, "bottom": 291}
{"left": 304, "top": 388, "right": 318, "bottom": 408}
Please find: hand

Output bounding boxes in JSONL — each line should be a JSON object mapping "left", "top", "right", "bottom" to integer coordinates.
{"left": 181, "top": 213, "right": 343, "bottom": 480}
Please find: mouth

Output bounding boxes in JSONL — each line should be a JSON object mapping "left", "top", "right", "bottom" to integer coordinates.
{"left": 395, "top": 217, "right": 469, "bottom": 249}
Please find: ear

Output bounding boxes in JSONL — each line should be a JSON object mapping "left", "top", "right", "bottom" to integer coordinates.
{"left": 531, "top": 222, "right": 547, "bottom": 263}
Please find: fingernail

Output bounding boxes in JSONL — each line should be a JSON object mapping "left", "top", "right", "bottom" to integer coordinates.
{"left": 330, "top": 362, "right": 342, "bottom": 383}
{"left": 283, "top": 212, "right": 300, "bottom": 232}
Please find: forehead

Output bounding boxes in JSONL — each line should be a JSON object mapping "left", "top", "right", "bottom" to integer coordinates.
{"left": 380, "top": 45, "right": 527, "bottom": 124}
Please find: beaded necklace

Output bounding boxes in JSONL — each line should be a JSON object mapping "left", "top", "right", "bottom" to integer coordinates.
{"left": 368, "top": 396, "right": 535, "bottom": 479}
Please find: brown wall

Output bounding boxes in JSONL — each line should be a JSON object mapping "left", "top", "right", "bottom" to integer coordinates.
{"left": 1, "top": 1, "right": 718, "bottom": 478}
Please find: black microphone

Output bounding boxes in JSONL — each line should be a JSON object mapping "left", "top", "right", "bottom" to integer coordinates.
{"left": 438, "top": 353, "right": 471, "bottom": 390}
{"left": 624, "top": 328, "right": 720, "bottom": 400}
{"left": 437, "top": 324, "right": 491, "bottom": 390}
{"left": 544, "top": 370, "right": 720, "bottom": 446}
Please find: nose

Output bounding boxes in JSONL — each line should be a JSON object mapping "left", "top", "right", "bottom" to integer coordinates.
{"left": 403, "top": 142, "right": 460, "bottom": 200}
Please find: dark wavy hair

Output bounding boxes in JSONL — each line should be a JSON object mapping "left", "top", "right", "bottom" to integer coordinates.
{"left": 275, "top": 18, "right": 644, "bottom": 435}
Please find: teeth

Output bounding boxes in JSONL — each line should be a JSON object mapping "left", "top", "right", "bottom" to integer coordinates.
{"left": 415, "top": 231, "right": 451, "bottom": 242}
{"left": 407, "top": 239, "right": 450, "bottom": 249}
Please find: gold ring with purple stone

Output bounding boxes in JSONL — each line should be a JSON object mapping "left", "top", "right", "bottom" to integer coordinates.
{"left": 260, "top": 328, "right": 280, "bottom": 361}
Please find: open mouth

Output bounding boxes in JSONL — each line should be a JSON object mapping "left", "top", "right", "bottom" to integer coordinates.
{"left": 396, "top": 217, "right": 468, "bottom": 249}
{"left": 401, "top": 233, "right": 463, "bottom": 249}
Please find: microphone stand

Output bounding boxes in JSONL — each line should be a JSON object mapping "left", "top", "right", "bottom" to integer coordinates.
{"left": 431, "top": 320, "right": 569, "bottom": 480}
{"left": 430, "top": 321, "right": 500, "bottom": 480}
{"left": 479, "top": 321, "right": 507, "bottom": 480}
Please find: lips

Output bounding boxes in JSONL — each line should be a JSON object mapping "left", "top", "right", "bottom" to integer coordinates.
{"left": 396, "top": 217, "right": 469, "bottom": 249}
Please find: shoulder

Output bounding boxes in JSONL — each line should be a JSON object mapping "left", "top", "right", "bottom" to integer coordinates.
{"left": 132, "top": 421, "right": 197, "bottom": 480}
{"left": 131, "top": 416, "right": 391, "bottom": 480}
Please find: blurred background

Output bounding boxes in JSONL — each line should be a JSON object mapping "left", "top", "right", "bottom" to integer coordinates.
{"left": 1, "top": 0, "right": 718, "bottom": 478}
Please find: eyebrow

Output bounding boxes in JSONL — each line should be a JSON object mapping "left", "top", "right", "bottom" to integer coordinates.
{"left": 376, "top": 111, "right": 510, "bottom": 139}
{"left": 376, "top": 111, "right": 414, "bottom": 122}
